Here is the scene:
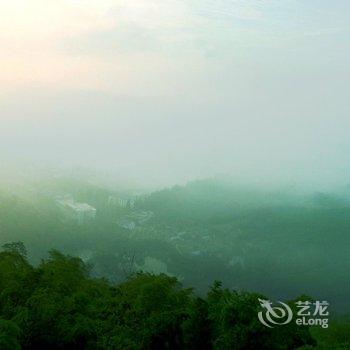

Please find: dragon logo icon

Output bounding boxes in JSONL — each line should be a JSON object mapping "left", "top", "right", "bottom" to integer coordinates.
{"left": 258, "top": 298, "right": 293, "bottom": 328}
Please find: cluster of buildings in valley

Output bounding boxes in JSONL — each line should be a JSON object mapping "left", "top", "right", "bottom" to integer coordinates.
{"left": 55, "top": 191, "right": 151, "bottom": 227}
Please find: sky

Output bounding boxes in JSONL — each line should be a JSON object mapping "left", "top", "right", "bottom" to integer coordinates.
{"left": 0, "top": 0, "right": 349, "bottom": 188}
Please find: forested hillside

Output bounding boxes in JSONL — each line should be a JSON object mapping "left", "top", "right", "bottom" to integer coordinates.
{"left": 1, "top": 177, "right": 350, "bottom": 348}
{"left": 0, "top": 179, "right": 349, "bottom": 312}
{"left": 0, "top": 242, "right": 316, "bottom": 349}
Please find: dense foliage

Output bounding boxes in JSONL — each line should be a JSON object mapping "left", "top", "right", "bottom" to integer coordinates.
{"left": 0, "top": 243, "right": 316, "bottom": 350}
{"left": 0, "top": 179, "right": 349, "bottom": 348}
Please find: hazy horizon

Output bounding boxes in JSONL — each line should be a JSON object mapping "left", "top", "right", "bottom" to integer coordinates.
{"left": 1, "top": 1, "right": 349, "bottom": 189}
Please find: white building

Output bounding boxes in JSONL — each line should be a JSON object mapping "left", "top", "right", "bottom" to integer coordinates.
{"left": 108, "top": 195, "right": 135, "bottom": 209}
{"left": 56, "top": 196, "right": 96, "bottom": 225}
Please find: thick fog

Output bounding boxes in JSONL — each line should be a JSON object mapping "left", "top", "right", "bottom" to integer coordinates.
{"left": 0, "top": 1, "right": 349, "bottom": 189}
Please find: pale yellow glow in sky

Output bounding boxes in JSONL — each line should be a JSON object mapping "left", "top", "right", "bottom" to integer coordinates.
{"left": 1, "top": 1, "right": 100, "bottom": 87}
{"left": 0, "top": 1, "right": 187, "bottom": 93}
